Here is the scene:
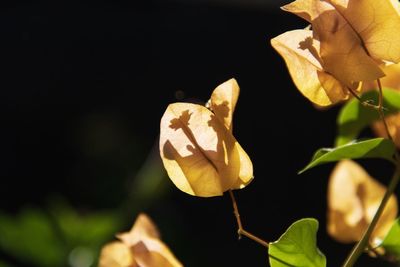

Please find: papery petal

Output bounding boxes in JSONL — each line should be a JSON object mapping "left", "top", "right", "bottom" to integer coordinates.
{"left": 282, "top": 0, "right": 320, "bottom": 22}
{"left": 117, "top": 213, "right": 160, "bottom": 246}
{"left": 231, "top": 143, "right": 253, "bottom": 189}
{"left": 209, "top": 78, "right": 239, "bottom": 132}
{"left": 328, "top": 0, "right": 400, "bottom": 63}
{"left": 159, "top": 103, "right": 241, "bottom": 197}
{"left": 379, "top": 63, "right": 400, "bottom": 89}
{"left": 99, "top": 214, "right": 183, "bottom": 267}
{"left": 372, "top": 113, "right": 400, "bottom": 149}
{"left": 98, "top": 242, "right": 137, "bottom": 267}
{"left": 132, "top": 238, "right": 183, "bottom": 267}
{"left": 283, "top": 0, "right": 385, "bottom": 86}
{"left": 271, "top": 29, "right": 349, "bottom": 106}
{"left": 208, "top": 79, "right": 254, "bottom": 188}
{"left": 327, "top": 160, "right": 398, "bottom": 243}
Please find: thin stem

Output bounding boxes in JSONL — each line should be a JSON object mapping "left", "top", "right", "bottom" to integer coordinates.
{"left": 342, "top": 166, "right": 400, "bottom": 267}
{"left": 241, "top": 230, "right": 270, "bottom": 248}
{"left": 377, "top": 79, "right": 384, "bottom": 109}
{"left": 229, "top": 190, "right": 243, "bottom": 235}
{"left": 377, "top": 80, "right": 398, "bottom": 159}
{"left": 228, "top": 190, "right": 269, "bottom": 248}
{"left": 342, "top": 80, "right": 400, "bottom": 267}
{"left": 375, "top": 79, "right": 399, "bottom": 162}
{"left": 347, "top": 86, "right": 380, "bottom": 110}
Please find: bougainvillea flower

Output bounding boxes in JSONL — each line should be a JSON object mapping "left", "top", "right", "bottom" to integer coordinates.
{"left": 271, "top": 29, "right": 351, "bottom": 106}
{"left": 327, "top": 160, "right": 398, "bottom": 245}
{"left": 271, "top": 0, "right": 400, "bottom": 106}
{"left": 159, "top": 79, "right": 253, "bottom": 197}
{"left": 99, "top": 213, "right": 182, "bottom": 267}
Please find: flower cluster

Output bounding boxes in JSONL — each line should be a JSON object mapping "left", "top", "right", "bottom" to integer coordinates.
{"left": 271, "top": 0, "right": 400, "bottom": 106}
{"left": 99, "top": 213, "right": 182, "bottom": 267}
{"left": 159, "top": 79, "right": 253, "bottom": 197}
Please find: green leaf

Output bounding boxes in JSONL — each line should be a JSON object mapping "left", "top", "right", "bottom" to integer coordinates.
{"left": 269, "top": 218, "right": 326, "bottom": 267}
{"left": 47, "top": 197, "right": 122, "bottom": 267}
{"left": 47, "top": 197, "right": 121, "bottom": 248}
{"left": 336, "top": 88, "right": 400, "bottom": 146}
{"left": 381, "top": 218, "right": 400, "bottom": 260}
{"left": 299, "top": 138, "right": 396, "bottom": 174}
{"left": 0, "top": 208, "right": 66, "bottom": 267}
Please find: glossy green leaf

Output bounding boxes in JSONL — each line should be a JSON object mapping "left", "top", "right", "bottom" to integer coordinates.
{"left": 381, "top": 218, "right": 400, "bottom": 260}
{"left": 269, "top": 218, "right": 326, "bottom": 267}
{"left": 299, "top": 138, "right": 396, "bottom": 174}
{"left": 336, "top": 88, "right": 400, "bottom": 146}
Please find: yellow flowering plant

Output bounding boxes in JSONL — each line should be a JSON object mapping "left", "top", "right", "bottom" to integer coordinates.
{"left": 269, "top": 0, "right": 400, "bottom": 265}
{"left": 99, "top": 0, "right": 400, "bottom": 266}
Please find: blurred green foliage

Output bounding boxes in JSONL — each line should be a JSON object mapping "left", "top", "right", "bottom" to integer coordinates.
{"left": 0, "top": 139, "right": 171, "bottom": 267}
{"left": 0, "top": 200, "right": 120, "bottom": 267}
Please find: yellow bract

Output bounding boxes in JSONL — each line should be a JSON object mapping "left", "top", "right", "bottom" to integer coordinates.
{"left": 208, "top": 78, "right": 239, "bottom": 132}
{"left": 363, "top": 63, "right": 400, "bottom": 92}
{"left": 271, "top": 29, "right": 349, "bottom": 106}
{"left": 99, "top": 242, "right": 136, "bottom": 267}
{"left": 98, "top": 213, "right": 182, "bottom": 267}
{"left": 159, "top": 79, "right": 253, "bottom": 197}
{"left": 271, "top": 0, "right": 400, "bottom": 106}
{"left": 328, "top": 0, "right": 400, "bottom": 63}
{"left": 327, "top": 160, "right": 398, "bottom": 244}
{"left": 372, "top": 112, "right": 400, "bottom": 149}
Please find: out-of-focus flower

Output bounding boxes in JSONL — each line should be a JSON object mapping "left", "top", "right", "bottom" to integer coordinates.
{"left": 372, "top": 114, "right": 400, "bottom": 149}
{"left": 98, "top": 213, "right": 182, "bottom": 267}
{"left": 327, "top": 160, "right": 398, "bottom": 246}
{"left": 271, "top": 0, "right": 400, "bottom": 106}
{"left": 159, "top": 79, "right": 253, "bottom": 197}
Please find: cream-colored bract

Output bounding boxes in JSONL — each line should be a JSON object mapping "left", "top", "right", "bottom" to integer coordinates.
{"left": 98, "top": 213, "right": 183, "bottom": 267}
{"left": 271, "top": 0, "right": 400, "bottom": 106}
{"left": 159, "top": 79, "right": 253, "bottom": 197}
{"left": 271, "top": 29, "right": 349, "bottom": 106}
{"left": 328, "top": 0, "right": 400, "bottom": 63}
{"left": 327, "top": 160, "right": 398, "bottom": 244}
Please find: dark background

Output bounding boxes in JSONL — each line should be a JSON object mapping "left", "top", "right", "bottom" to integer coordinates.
{"left": 1, "top": 1, "right": 397, "bottom": 266}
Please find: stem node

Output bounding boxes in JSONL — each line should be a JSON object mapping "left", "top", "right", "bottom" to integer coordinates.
{"left": 228, "top": 190, "right": 269, "bottom": 248}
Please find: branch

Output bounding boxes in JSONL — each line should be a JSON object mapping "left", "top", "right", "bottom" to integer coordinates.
{"left": 228, "top": 190, "right": 269, "bottom": 248}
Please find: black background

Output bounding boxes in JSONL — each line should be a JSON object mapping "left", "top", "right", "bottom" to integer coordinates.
{"left": 1, "top": 1, "right": 397, "bottom": 266}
